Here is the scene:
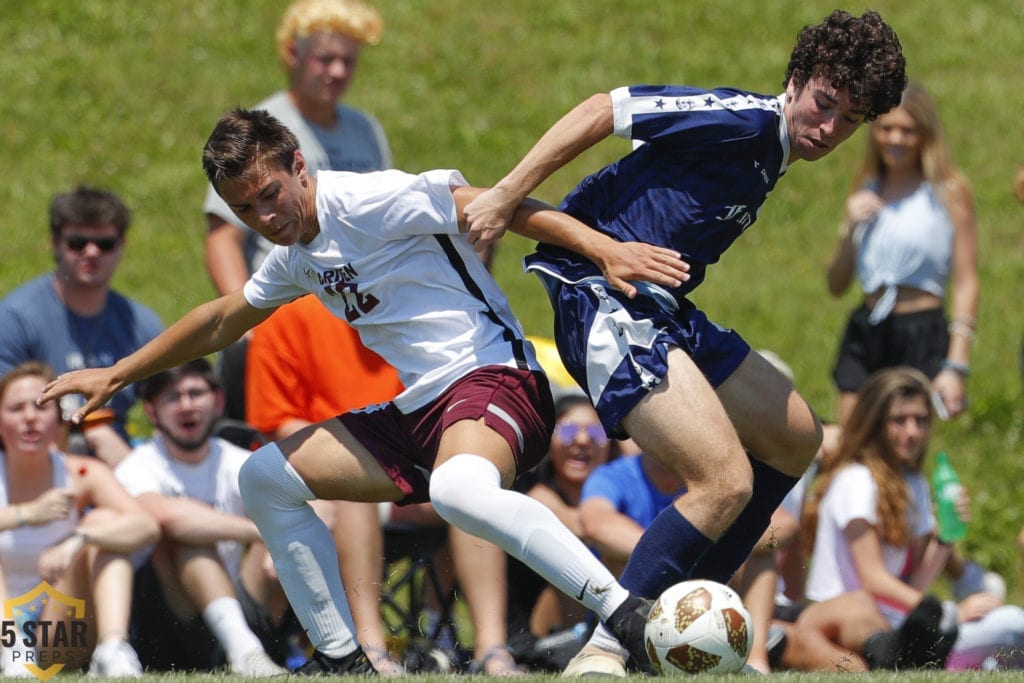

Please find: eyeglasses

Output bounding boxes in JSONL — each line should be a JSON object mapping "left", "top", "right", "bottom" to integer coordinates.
{"left": 554, "top": 422, "right": 608, "bottom": 445}
{"left": 156, "top": 387, "right": 213, "bottom": 407}
{"left": 62, "top": 235, "right": 121, "bottom": 252}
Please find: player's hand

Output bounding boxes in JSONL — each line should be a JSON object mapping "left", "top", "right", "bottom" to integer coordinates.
{"left": 464, "top": 186, "right": 519, "bottom": 248}
{"left": 38, "top": 368, "right": 121, "bottom": 426}
{"left": 594, "top": 241, "right": 690, "bottom": 298}
{"left": 844, "top": 189, "right": 884, "bottom": 226}
{"left": 24, "top": 488, "right": 76, "bottom": 525}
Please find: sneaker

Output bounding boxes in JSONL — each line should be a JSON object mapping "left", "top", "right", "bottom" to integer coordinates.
{"left": 88, "top": 638, "right": 143, "bottom": 678}
{"left": 294, "top": 647, "right": 377, "bottom": 676}
{"left": 603, "top": 595, "right": 655, "bottom": 674}
{"left": 232, "top": 649, "right": 288, "bottom": 677}
{"left": 562, "top": 645, "right": 626, "bottom": 678}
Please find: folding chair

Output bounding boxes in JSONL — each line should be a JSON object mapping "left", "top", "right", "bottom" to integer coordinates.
{"left": 379, "top": 524, "right": 468, "bottom": 672}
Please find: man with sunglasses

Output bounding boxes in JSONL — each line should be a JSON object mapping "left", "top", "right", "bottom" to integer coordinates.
{"left": 0, "top": 185, "right": 163, "bottom": 465}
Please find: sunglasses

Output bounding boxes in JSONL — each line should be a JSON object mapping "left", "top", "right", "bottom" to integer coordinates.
{"left": 554, "top": 422, "right": 609, "bottom": 445}
{"left": 62, "top": 235, "right": 121, "bottom": 252}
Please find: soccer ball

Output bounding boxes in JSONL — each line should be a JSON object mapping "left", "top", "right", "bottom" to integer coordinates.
{"left": 644, "top": 579, "right": 753, "bottom": 675}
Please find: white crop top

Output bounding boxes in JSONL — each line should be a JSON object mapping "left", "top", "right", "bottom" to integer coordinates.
{"left": 0, "top": 450, "right": 79, "bottom": 596}
{"left": 854, "top": 181, "right": 953, "bottom": 324}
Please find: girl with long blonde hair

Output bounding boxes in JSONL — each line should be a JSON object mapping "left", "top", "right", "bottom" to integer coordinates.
{"left": 827, "top": 82, "right": 979, "bottom": 425}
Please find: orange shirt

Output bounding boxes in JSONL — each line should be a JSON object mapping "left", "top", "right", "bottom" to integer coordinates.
{"left": 246, "top": 295, "right": 403, "bottom": 435}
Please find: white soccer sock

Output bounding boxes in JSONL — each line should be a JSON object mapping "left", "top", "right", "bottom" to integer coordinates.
{"left": 238, "top": 442, "right": 358, "bottom": 658}
{"left": 201, "top": 597, "right": 264, "bottom": 666}
{"left": 588, "top": 623, "right": 629, "bottom": 658}
{"left": 430, "top": 453, "right": 630, "bottom": 620}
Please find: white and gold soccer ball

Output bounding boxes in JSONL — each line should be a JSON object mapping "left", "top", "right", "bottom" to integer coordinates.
{"left": 644, "top": 579, "right": 753, "bottom": 674}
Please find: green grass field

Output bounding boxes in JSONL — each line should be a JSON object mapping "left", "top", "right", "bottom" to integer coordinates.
{"left": 2, "top": 1, "right": 1023, "bottom": 676}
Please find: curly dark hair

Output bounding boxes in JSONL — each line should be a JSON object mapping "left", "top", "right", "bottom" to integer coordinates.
{"left": 784, "top": 9, "right": 906, "bottom": 121}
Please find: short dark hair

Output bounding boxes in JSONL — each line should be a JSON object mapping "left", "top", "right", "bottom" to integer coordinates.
{"left": 49, "top": 185, "right": 131, "bottom": 238}
{"left": 139, "top": 358, "right": 221, "bottom": 403}
{"left": 784, "top": 9, "right": 906, "bottom": 121}
{"left": 554, "top": 394, "right": 591, "bottom": 421}
{"left": 202, "top": 108, "right": 301, "bottom": 189}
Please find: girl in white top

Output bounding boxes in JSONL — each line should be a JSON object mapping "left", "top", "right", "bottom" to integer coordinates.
{"left": 0, "top": 362, "right": 158, "bottom": 677}
{"left": 803, "top": 367, "right": 1024, "bottom": 670}
{"left": 827, "top": 82, "right": 979, "bottom": 424}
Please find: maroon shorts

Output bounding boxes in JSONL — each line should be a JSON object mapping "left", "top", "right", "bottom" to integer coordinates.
{"left": 338, "top": 366, "right": 554, "bottom": 504}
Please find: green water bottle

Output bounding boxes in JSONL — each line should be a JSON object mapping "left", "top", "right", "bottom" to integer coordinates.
{"left": 932, "top": 451, "right": 967, "bottom": 543}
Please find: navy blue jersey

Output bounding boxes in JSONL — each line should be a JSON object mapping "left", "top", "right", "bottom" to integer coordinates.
{"left": 526, "top": 84, "right": 790, "bottom": 302}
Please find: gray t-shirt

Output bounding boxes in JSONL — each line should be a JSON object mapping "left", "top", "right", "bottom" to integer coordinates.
{"left": 203, "top": 91, "right": 392, "bottom": 273}
{"left": 0, "top": 274, "right": 164, "bottom": 440}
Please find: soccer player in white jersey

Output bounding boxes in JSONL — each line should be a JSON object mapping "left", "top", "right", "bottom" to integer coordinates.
{"left": 39, "top": 108, "right": 687, "bottom": 675}
{"left": 465, "top": 9, "right": 907, "bottom": 675}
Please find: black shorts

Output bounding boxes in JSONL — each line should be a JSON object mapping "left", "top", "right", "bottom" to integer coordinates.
{"left": 832, "top": 306, "right": 948, "bottom": 393}
{"left": 129, "top": 560, "right": 297, "bottom": 670}
{"left": 129, "top": 562, "right": 223, "bottom": 672}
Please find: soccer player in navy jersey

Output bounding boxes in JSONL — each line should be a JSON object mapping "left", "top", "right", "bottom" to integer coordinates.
{"left": 466, "top": 9, "right": 907, "bottom": 675}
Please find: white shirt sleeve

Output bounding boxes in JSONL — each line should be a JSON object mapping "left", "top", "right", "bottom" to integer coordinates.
{"left": 824, "top": 464, "right": 879, "bottom": 530}
{"left": 114, "top": 448, "right": 163, "bottom": 497}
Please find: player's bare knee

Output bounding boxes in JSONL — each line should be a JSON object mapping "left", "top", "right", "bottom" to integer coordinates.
{"left": 700, "top": 451, "right": 752, "bottom": 519}
{"left": 720, "top": 475, "right": 753, "bottom": 519}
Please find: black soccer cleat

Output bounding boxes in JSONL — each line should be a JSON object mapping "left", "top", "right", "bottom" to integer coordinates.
{"left": 293, "top": 647, "right": 377, "bottom": 676}
{"left": 604, "top": 594, "right": 655, "bottom": 674}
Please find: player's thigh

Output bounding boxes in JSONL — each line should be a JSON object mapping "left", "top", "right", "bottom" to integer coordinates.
{"left": 278, "top": 418, "right": 403, "bottom": 503}
{"left": 435, "top": 417, "right": 518, "bottom": 488}
{"left": 716, "top": 350, "right": 822, "bottom": 476}
{"left": 622, "top": 346, "right": 747, "bottom": 487}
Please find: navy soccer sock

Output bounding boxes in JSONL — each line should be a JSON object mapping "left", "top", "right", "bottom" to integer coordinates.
{"left": 690, "top": 457, "right": 800, "bottom": 584}
{"left": 618, "top": 505, "right": 713, "bottom": 599}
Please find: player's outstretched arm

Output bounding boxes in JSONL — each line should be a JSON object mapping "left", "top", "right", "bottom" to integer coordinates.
{"left": 463, "top": 93, "right": 614, "bottom": 248}
{"left": 456, "top": 187, "right": 689, "bottom": 299}
{"left": 38, "top": 289, "right": 274, "bottom": 425}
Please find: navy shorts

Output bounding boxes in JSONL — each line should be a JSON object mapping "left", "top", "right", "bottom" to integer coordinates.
{"left": 832, "top": 306, "right": 948, "bottom": 392}
{"left": 338, "top": 366, "right": 555, "bottom": 504}
{"left": 539, "top": 274, "right": 750, "bottom": 438}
